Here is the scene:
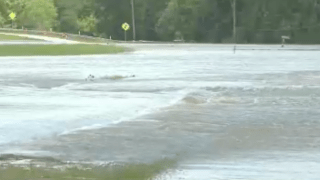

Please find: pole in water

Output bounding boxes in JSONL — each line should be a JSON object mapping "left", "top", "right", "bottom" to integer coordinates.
{"left": 231, "top": 0, "right": 237, "bottom": 54}
{"left": 131, "top": 0, "right": 136, "bottom": 41}
{"left": 125, "top": 31, "right": 127, "bottom": 41}
{"left": 281, "top": 36, "right": 290, "bottom": 48}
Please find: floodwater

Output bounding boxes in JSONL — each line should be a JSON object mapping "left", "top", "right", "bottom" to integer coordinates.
{"left": 1, "top": 44, "right": 320, "bottom": 179}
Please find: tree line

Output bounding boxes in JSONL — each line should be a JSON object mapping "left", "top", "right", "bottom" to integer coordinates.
{"left": 0, "top": 0, "right": 319, "bottom": 44}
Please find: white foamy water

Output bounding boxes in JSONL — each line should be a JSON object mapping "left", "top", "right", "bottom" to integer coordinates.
{"left": 1, "top": 44, "right": 320, "bottom": 179}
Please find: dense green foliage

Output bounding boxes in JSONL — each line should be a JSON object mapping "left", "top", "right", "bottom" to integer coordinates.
{"left": 22, "top": 0, "right": 57, "bottom": 30}
{"left": 1, "top": 0, "right": 320, "bottom": 43}
{"left": 0, "top": 0, "right": 57, "bottom": 29}
{"left": 54, "top": 0, "right": 95, "bottom": 34}
{"left": 95, "top": 0, "right": 320, "bottom": 44}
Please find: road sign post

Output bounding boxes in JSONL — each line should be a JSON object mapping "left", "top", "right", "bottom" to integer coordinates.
{"left": 122, "top": 22, "right": 130, "bottom": 41}
{"left": 281, "top": 36, "right": 290, "bottom": 47}
{"left": 9, "top": 12, "right": 16, "bottom": 29}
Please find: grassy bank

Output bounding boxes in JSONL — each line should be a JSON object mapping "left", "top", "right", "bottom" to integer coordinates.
{"left": 0, "top": 34, "right": 40, "bottom": 41}
{"left": 0, "top": 158, "right": 177, "bottom": 180}
{"left": 0, "top": 44, "right": 125, "bottom": 56}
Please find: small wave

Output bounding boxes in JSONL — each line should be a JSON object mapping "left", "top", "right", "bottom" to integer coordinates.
{"left": 59, "top": 124, "right": 104, "bottom": 136}
{"left": 204, "top": 85, "right": 320, "bottom": 97}
{"left": 100, "top": 75, "right": 135, "bottom": 80}
{"left": 19, "top": 83, "right": 37, "bottom": 88}
{"left": 84, "top": 74, "right": 136, "bottom": 81}
{"left": 181, "top": 85, "right": 318, "bottom": 106}
{"left": 175, "top": 88, "right": 242, "bottom": 105}
{"left": 71, "top": 87, "right": 183, "bottom": 93}
{"left": 209, "top": 96, "right": 241, "bottom": 104}
{"left": 179, "top": 89, "right": 214, "bottom": 105}
{"left": 51, "top": 82, "right": 80, "bottom": 90}
{"left": 182, "top": 96, "right": 207, "bottom": 104}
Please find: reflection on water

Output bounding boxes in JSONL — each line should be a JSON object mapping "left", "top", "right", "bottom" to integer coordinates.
{"left": 0, "top": 45, "right": 320, "bottom": 179}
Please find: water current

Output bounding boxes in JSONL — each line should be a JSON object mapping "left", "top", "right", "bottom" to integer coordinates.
{"left": 0, "top": 44, "right": 320, "bottom": 179}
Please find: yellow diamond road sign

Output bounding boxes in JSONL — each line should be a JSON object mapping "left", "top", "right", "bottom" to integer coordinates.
{"left": 9, "top": 12, "right": 16, "bottom": 20}
{"left": 122, "top": 23, "right": 130, "bottom": 31}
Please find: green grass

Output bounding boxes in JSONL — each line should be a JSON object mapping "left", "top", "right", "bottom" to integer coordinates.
{"left": 0, "top": 34, "right": 39, "bottom": 41}
{"left": 0, "top": 158, "right": 177, "bottom": 180}
{"left": 0, "top": 44, "right": 125, "bottom": 56}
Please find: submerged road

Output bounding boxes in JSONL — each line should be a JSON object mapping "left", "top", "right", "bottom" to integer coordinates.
{"left": 0, "top": 32, "right": 80, "bottom": 44}
{"left": 0, "top": 34, "right": 319, "bottom": 179}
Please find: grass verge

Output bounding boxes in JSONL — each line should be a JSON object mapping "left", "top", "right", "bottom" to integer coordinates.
{"left": 0, "top": 44, "right": 125, "bottom": 56}
{"left": 0, "top": 158, "right": 177, "bottom": 180}
{"left": 0, "top": 34, "right": 40, "bottom": 41}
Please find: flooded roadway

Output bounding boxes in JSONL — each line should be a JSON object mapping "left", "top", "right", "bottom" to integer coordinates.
{"left": 1, "top": 44, "right": 320, "bottom": 179}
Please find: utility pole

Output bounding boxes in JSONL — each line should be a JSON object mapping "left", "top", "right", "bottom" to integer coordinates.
{"left": 131, "top": 0, "right": 136, "bottom": 41}
{"left": 231, "top": 0, "right": 236, "bottom": 53}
